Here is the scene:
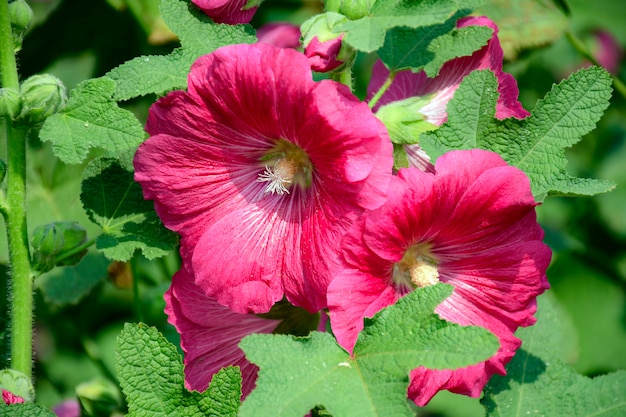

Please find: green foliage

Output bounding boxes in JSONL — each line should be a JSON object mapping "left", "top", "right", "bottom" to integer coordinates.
{"left": 36, "top": 250, "right": 110, "bottom": 305}
{"left": 80, "top": 158, "right": 178, "bottom": 261}
{"left": 420, "top": 67, "right": 615, "bottom": 201}
{"left": 239, "top": 284, "right": 499, "bottom": 417}
{"left": 38, "top": 77, "right": 146, "bottom": 164}
{"left": 0, "top": 403, "right": 56, "bottom": 416}
{"left": 477, "top": 0, "right": 569, "bottom": 59}
{"left": 482, "top": 294, "right": 626, "bottom": 416}
{"left": 378, "top": 15, "right": 493, "bottom": 76}
{"left": 106, "top": 0, "right": 256, "bottom": 100}
{"left": 335, "top": 0, "right": 484, "bottom": 52}
{"left": 116, "top": 323, "right": 242, "bottom": 417}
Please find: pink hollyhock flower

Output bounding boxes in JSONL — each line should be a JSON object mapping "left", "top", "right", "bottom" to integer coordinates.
{"left": 191, "top": 0, "right": 257, "bottom": 25}
{"left": 256, "top": 22, "right": 301, "bottom": 49}
{"left": 327, "top": 149, "right": 551, "bottom": 406}
{"left": 165, "top": 266, "right": 280, "bottom": 396}
{"left": 165, "top": 265, "right": 327, "bottom": 396}
{"left": 591, "top": 30, "right": 622, "bottom": 75}
{"left": 134, "top": 43, "right": 392, "bottom": 314}
{"left": 368, "top": 16, "right": 529, "bottom": 170}
{"left": 2, "top": 389, "right": 24, "bottom": 405}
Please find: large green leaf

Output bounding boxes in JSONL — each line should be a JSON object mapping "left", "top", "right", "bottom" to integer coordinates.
{"left": 81, "top": 158, "right": 178, "bottom": 261}
{"left": 106, "top": 0, "right": 256, "bottom": 100}
{"left": 420, "top": 67, "right": 615, "bottom": 201}
{"left": 116, "top": 323, "right": 242, "bottom": 417}
{"left": 482, "top": 294, "right": 626, "bottom": 417}
{"left": 38, "top": 77, "right": 146, "bottom": 164}
{"left": 239, "top": 284, "right": 499, "bottom": 417}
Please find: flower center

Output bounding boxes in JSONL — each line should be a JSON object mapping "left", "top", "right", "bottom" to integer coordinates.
{"left": 392, "top": 244, "right": 440, "bottom": 292}
{"left": 257, "top": 139, "right": 312, "bottom": 195}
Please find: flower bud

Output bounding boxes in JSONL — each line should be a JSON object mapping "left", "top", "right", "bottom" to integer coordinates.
{"left": 0, "top": 369, "right": 35, "bottom": 404}
{"left": 18, "top": 74, "right": 67, "bottom": 125}
{"left": 76, "top": 378, "right": 121, "bottom": 417}
{"left": 301, "top": 12, "right": 355, "bottom": 72}
{"left": 31, "top": 221, "right": 88, "bottom": 272}
{"left": 0, "top": 88, "right": 21, "bottom": 120}
{"left": 324, "top": 0, "right": 373, "bottom": 20}
{"left": 8, "top": 0, "right": 33, "bottom": 51}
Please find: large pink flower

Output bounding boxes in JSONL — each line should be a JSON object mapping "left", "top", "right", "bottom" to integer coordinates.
{"left": 165, "top": 266, "right": 280, "bottom": 396}
{"left": 191, "top": 0, "right": 257, "bottom": 25}
{"left": 327, "top": 149, "right": 551, "bottom": 406}
{"left": 134, "top": 43, "right": 393, "bottom": 314}
{"left": 368, "top": 16, "right": 529, "bottom": 170}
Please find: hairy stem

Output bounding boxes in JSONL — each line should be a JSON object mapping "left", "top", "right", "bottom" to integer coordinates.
{"left": 1, "top": 0, "right": 34, "bottom": 380}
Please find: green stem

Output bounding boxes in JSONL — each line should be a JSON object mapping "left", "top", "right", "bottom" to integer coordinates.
{"left": 5, "top": 123, "right": 32, "bottom": 379}
{"left": 331, "top": 66, "right": 353, "bottom": 90}
{"left": 1, "top": 0, "right": 33, "bottom": 380}
{"left": 131, "top": 258, "right": 143, "bottom": 323}
{"left": 566, "top": 30, "right": 626, "bottom": 100}
{"left": 0, "top": 0, "right": 19, "bottom": 89}
{"left": 368, "top": 70, "right": 396, "bottom": 110}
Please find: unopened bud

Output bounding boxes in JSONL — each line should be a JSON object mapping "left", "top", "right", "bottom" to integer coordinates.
{"left": 0, "top": 369, "right": 35, "bottom": 404}
{"left": 31, "top": 221, "right": 88, "bottom": 272}
{"left": 8, "top": 0, "right": 33, "bottom": 51}
{"left": 325, "top": 0, "right": 373, "bottom": 20}
{"left": 301, "top": 12, "right": 356, "bottom": 73}
{"left": 18, "top": 74, "right": 67, "bottom": 125}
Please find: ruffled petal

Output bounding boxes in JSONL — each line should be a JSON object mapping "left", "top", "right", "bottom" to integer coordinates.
{"left": 164, "top": 267, "right": 279, "bottom": 396}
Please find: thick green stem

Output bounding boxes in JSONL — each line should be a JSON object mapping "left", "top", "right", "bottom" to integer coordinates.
{"left": 1, "top": 0, "right": 33, "bottom": 380}
{"left": 5, "top": 123, "right": 32, "bottom": 380}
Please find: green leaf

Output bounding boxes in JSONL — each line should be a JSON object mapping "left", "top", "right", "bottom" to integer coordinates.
{"left": 481, "top": 294, "right": 626, "bottom": 417}
{"left": 36, "top": 250, "right": 110, "bottom": 305}
{"left": 81, "top": 158, "right": 179, "bottom": 261}
{"left": 0, "top": 404, "right": 56, "bottom": 416}
{"left": 116, "top": 323, "right": 242, "bottom": 417}
{"left": 38, "top": 77, "right": 146, "bottom": 164}
{"left": 378, "top": 15, "right": 492, "bottom": 75}
{"left": 476, "top": 0, "right": 568, "bottom": 59}
{"left": 420, "top": 67, "right": 615, "bottom": 201}
{"left": 239, "top": 284, "right": 499, "bottom": 417}
{"left": 335, "top": 0, "right": 483, "bottom": 53}
{"left": 106, "top": 0, "right": 256, "bottom": 100}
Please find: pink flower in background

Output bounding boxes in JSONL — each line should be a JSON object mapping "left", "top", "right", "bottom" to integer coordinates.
{"left": 134, "top": 43, "right": 393, "bottom": 314}
{"left": 256, "top": 22, "right": 301, "bottom": 49}
{"left": 191, "top": 0, "right": 257, "bottom": 25}
{"left": 165, "top": 266, "right": 281, "bottom": 396}
{"left": 2, "top": 389, "right": 24, "bottom": 405}
{"left": 368, "top": 16, "right": 529, "bottom": 171}
{"left": 327, "top": 149, "right": 551, "bottom": 406}
{"left": 52, "top": 399, "right": 81, "bottom": 417}
{"left": 591, "top": 30, "right": 622, "bottom": 75}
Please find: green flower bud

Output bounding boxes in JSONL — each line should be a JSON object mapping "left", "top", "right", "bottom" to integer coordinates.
{"left": 31, "top": 223, "right": 65, "bottom": 272}
{"left": 76, "top": 378, "right": 121, "bottom": 417}
{"left": 0, "top": 88, "right": 21, "bottom": 120}
{"left": 375, "top": 96, "right": 438, "bottom": 146}
{"left": 18, "top": 74, "right": 67, "bottom": 125}
{"left": 0, "top": 369, "right": 35, "bottom": 404}
{"left": 31, "top": 221, "right": 88, "bottom": 272}
{"left": 8, "top": 0, "right": 34, "bottom": 52}
{"left": 324, "top": 0, "right": 373, "bottom": 20}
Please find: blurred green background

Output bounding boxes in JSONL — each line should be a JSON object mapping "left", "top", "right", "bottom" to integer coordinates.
{"left": 1, "top": 0, "right": 625, "bottom": 415}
